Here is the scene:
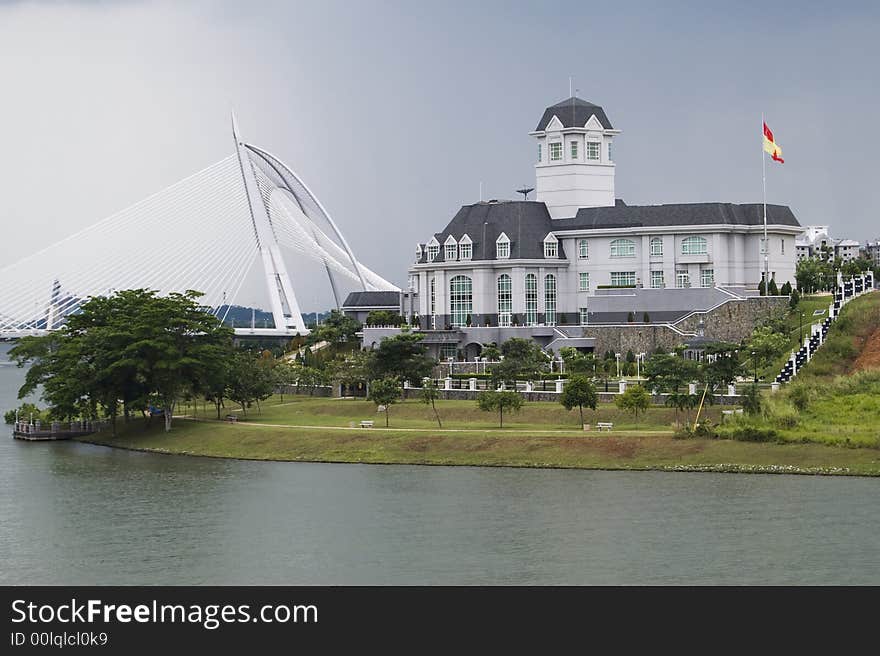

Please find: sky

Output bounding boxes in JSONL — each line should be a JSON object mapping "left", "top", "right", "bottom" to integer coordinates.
{"left": 1, "top": 0, "right": 878, "bottom": 311}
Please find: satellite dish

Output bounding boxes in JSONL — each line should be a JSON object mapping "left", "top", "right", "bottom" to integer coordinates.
{"left": 516, "top": 187, "right": 534, "bottom": 201}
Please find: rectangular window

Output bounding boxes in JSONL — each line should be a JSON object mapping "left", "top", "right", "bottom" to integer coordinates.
{"left": 445, "top": 244, "right": 457, "bottom": 261}
{"left": 579, "top": 272, "right": 589, "bottom": 292}
{"left": 537, "top": 144, "right": 542, "bottom": 163}
{"left": 700, "top": 269, "right": 714, "bottom": 288}
{"left": 571, "top": 141, "right": 578, "bottom": 159}
{"left": 496, "top": 241, "right": 509, "bottom": 259}
{"left": 544, "top": 241, "right": 558, "bottom": 258}
{"left": 578, "top": 239, "right": 588, "bottom": 259}
{"left": 549, "top": 142, "right": 562, "bottom": 161}
{"left": 440, "top": 344, "right": 457, "bottom": 360}
{"left": 544, "top": 275, "right": 557, "bottom": 326}
{"left": 781, "top": 239, "right": 785, "bottom": 255}
{"left": 650, "top": 270, "right": 664, "bottom": 289}
{"left": 525, "top": 274, "right": 538, "bottom": 326}
{"left": 676, "top": 270, "right": 690, "bottom": 288}
{"left": 579, "top": 307, "right": 589, "bottom": 325}
{"left": 610, "top": 271, "right": 636, "bottom": 287}
{"left": 427, "top": 244, "right": 439, "bottom": 262}
{"left": 459, "top": 242, "right": 472, "bottom": 260}
{"left": 608, "top": 142, "right": 613, "bottom": 162}
{"left": 650, "top": 238, "right": 663, "bottom": 256}
{"left": 586, "top": 142, "right": 600, "bottom": 160}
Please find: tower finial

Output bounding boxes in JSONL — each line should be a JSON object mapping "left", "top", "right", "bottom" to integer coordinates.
{"left": 231, "top": 111, "right": 241, "bottom": 144}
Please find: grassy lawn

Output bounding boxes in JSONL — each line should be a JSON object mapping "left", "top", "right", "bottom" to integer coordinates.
{"left": 82, "top": 394, "right": 880, "bottom": 476}
{"left": 754, "top": 293, "right": 834, "bottom": 381}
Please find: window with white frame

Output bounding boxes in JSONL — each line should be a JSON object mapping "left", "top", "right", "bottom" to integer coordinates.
{"left": 579, "top": 307, "right": 589, "bottom": 325}
{"left": 650, "top": 237, "right": 663, "bottom": 256}
{"left": 579, "top": 272, "right": 589, "bottom": 292}
{"left": 543, "top": 235, "right": 558, "bottom": 258}
{"left": 700, "top": 269, "right": 714, "bottom": 288}
{"left": 496, "top": 233, "right": 510, "bottom": 259}
{"left": 650, "top": 270, "right": 664, "bottom": 289}
{"left": 429, "top": 277, "right": 436, "bottom": 329}
{"left": 781, "top": 238, "right": 785, "bottom": 255}
{"left": 497, "top": 274, "right": 512, "bottom": 327}
{"left": 537, "top": 144, "right": 542, "bottom": 163}
{"left": 426, "top": 242, "right": 439, "bottom": 262}
{"left": 610, "top": 238, "right": 636, "bottom": 257}
{"left": 544, "top": 274, "right": 557, "bottom": 326}
{"left": 611, "top": 271, "right": 636, "bottom": 287}
{"left": 578, "top": 239, "right": 589, "bottom": 259}
{"left": 681, "top": 236, "right": 707, "bottom": 255}
{"left": 525, "top": 273, "right": 538, "bottom": 326}
{"left": 608, "top": 142, "right": 613, "bottom": 162}
{"left": 415, "top": 245, "right": 422, "bottom": 262}
{"left": 444, "top": 237, "right": 457, "bottom": 261}
{"left": 449, "top": 275, "right": 472, "bottom": 327}
{"left": 440, "top": 344, "right": 456, "bottom": 359}
{"left": 571, "top": 141, "right": 578, "bottom": 159}
{"left": 459, "top": 235, "right": 472, "bottom": 261}
{"left": 676, "top": 270, "right": 690, "bottom": 288}
{"left": 586, "top": 141, "right": 600, "bottom": 160}
{"left": 549, "top": 142, "right": 562, "bottom": 161}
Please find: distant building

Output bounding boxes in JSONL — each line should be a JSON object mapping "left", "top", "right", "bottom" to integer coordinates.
{"left": 796, "top": 226, "right": 860, "bottom": 263}
{"left": 865, "top": 239, "right": 880, "bottom": 267}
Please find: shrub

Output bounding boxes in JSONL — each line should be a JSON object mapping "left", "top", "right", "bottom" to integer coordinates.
{"left": 643, "top": 312, "right": 651, "bottom": 323}
{"left": 627, "top": 311, "right": 635, "bottom": 323}
{"left": 730, "top": 425, "right": 779, "bottom": 442}
{"left": 787, "top": 382, "right": 812, "bottom": 412}
{"left": 741, "top": 383, "right": 762, "bottom": 416}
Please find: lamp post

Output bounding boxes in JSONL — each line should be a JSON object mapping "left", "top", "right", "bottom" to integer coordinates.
{"left": 800, "top": 311, "right": 805, "bottom": 343}
{"left": 752, "top": 350, "right": 757, "bottom": 383}
{"left": 615, "top": 352, "right": 621, "bottom": 378}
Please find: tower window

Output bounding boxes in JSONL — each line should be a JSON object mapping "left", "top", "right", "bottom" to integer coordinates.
{"left": 587, "top": 142, "right": 600, "bottom": 160}
{"left": 550, "top": 142, "right": 562, "bottom": 161}
{"left": 608, "top": 142, "right": 613, "bottom": 162}
{"left": 571, "top": 141, "right": 578, "bottom": 159}
{"left": 537, "top": 144, "right": 542, "bottom": 163}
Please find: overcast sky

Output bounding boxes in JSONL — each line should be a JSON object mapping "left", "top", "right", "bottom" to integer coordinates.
{"left": 1, "top": 0, "right": 878, "bottom": 311}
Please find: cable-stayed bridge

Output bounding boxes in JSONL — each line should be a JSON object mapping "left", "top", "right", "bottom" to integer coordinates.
{"left": 0, "top": 115, "right": 397, "bottom": 338}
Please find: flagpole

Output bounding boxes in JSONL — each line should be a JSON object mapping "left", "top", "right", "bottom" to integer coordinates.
{"left": 762, "top": 112, "right": 769, "bottom": 292}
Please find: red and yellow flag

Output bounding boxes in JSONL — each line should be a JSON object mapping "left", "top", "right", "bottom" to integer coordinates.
{"left": 763, "top": 122, "right": 784, "bottom": 163}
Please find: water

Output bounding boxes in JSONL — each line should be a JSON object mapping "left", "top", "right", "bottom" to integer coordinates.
{"left": 1, "top": 342, "right": 879, "bottom": 585}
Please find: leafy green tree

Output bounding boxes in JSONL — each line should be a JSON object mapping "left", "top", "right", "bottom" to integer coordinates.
{"left": 559, "top": 347, "right": 597, "bottom": 376}
{"left": 477, "top": 390, "right": 523, "bottom": 428}
{"left": 789, "top": 288, "right": 800, "bottom": 308}
{"left": 326, "top": 349, "right": 371, "bottom": 393}
{"left": 4, "top": 403, "right": 47, "bottom": 425}
{"left": 741, "top": 383, "right": 762, "bottom": 416}
{"left": 644, "top": 354, "right": 699, "bottom": 394}
{"left": 559, "top": 374, "right": 598, "bottom": 425}
{"left": 758, "top": 279, "right": 767, "bottom": 296}
{"left": 365, "top": 310, "right": 405, "bottom": 327}
{"left": 780, "top": 281, "right": 792, "bottom": 296}
{"left": 481, "top": 343, "right": 502, "bottom": 361}
{"left": 368, "top": 377, "right": 402, "bottom": 427}
{"left": 492, "top": 338, "right": 547, "bottom": 385}
{"left": 369, "top": 331, "right": 436, "bottom": 386}
{"left": 703, "top": 343, "right": 743, "bottom": 392}
{"left": 420, "top": 379, "right": 443, "bottom": 428}
{"left": 615, "top": 385, "right": 651, "bottom": 420}
{"left": 226, "top": 350, "right": 276, "bottom": 416}
{"left": 309, "top": 309, "right": 361, "bottom": 345}
{"left": 747, "top": 326, "right": 789, "bottom": 370}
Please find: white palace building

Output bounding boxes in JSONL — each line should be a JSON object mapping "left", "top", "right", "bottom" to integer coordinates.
{"left": 348, "top": 96, "right": 802, "bottom": 358}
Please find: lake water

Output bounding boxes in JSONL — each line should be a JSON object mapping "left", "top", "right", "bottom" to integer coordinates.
{"left": 1, "top": 342, "right": 878, "bottom": 585}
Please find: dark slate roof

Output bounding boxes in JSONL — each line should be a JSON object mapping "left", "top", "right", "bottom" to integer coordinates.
{"left": 341, "top": 291, "right": 401, "bottom": 308}
{"left": 418, "top": 201, "right": 565, "bottom": 263}
{"left": 535, "top": 97, "right": 613, "bottom": 131}
{"left": 553, "top": 201, "right": 801, "bottom": 229}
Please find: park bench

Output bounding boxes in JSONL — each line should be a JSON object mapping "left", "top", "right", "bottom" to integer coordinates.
{"left": 596, "top": 422, "right": 613, "bottom": 431}
{"left": 225, "top": 415, "right": 238, "bottom": 424}
{"left": 360, "top": 420, "right": 374, "bottom": 428}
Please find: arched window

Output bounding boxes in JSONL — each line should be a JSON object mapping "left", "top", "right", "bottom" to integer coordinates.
{"left": 497, "top": 274, "right": 512, "bottom": 327}
{"left": 610, "top": 238, "right": 636, "bottom": 257}
{"left": 544, "top": 274, "right": 557, "bottom": 326}
{"left": 681, "top": 236, "right": 707, "bottom": 255}
{"left": 449, "top": 275, "right": 472, "bottom": 328}
{"left": 525, "top": 273, "right": 538, "bottom": 326}
{"left": 578, "top": 239, "right": 589, "bottom": 259}
{"left": 650, "top": 237, "right": 663, "bottom": 256}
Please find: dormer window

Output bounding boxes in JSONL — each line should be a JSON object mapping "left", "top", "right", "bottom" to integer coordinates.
{"left": 444, "top": 235, "right": 457, "bottom": 261}
{"left": 415, "top": 244, "right": 423, "bottom": 262}
{"left": 459, "top": 234, "right": 472, "bottom": 261}
{"left": 543, "top": 234, "right": 558, "bottom": 258}
{"left": 426, "top": 238, "right": 439, "bottom": 262}
{"left": 496, "top": 232, "right": 510, "bottom": 259}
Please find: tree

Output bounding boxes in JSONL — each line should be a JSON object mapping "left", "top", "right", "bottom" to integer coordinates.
{"left": 365, "top": 310, "right": 405, "bottom": 327}
{"left": 643, "top": 354, "right": 699, "bottom": 395}
{"left": 747, "top": 326, "right": 789, "bottom": 370}
{"left": 477, "top": 390, "right": 523, "bottom": 428}
{"left": 421, "top": 379, "right": 443, "bottom": 428}
{"left": 481, "top": 343, "right": 501, "bottom": 361}
{"left": 326, "top": 349, "right": 371, "bottom": 393}
{"left": 369, "top": 331, "right": 436, "bottom": 386}
{"left": 559, "top": 347, "right": 597, "bottom": 376}
{"left": 226, "top": 350, "right": 276, "bottom": 416}
{"left": 643, "top": 312, "right": 651, "bottom": 323}
{"left": 309, "top": 309, "right": 361, "bottom": 345}
{"left": 491, "top": 338, "right": 547, "bottom": 386}
{"left": 780, "top": 281, "right": 792, "bottom": 296}
{"left": 789, "top": 288, "right": 800, "bottom": 309}
{"left": 616, "top": 385, "right": 651, "bottom": 420}
{"left": 368, "top": 377, "right": 402, "bottom": 427}
{"left": 741, "top": 383, "right": 762, "bottom": 416}
{"left": 627, "top": 311, "right": 635, "bottom": 322}
{"left": 559, "top": 374, "right": 597, "bottom": 425}
{"left": 768, "top": 278, "right": 780, "bottom": 296}
{"left": 758, "top": 279, "right": 767, "bottom": 296}
{"left": 703, "top": 343, "right": 743, "bottom": 392}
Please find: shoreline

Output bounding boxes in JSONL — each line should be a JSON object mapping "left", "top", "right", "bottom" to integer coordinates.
{"left": 75, "top": 421, "right": 880, "bottom": 478}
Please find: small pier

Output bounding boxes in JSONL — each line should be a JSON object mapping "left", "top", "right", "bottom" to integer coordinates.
{"left": 12, "top": 419, "right": 104, "bottom": 441}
